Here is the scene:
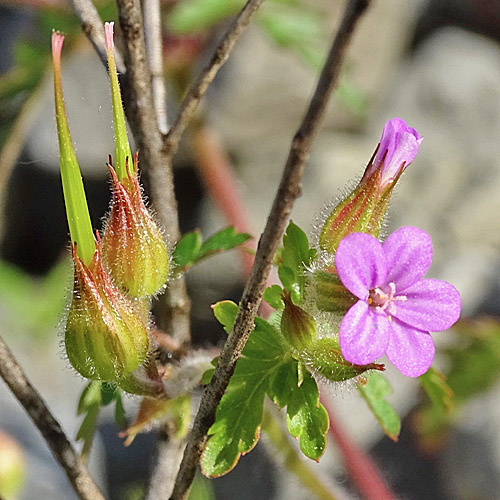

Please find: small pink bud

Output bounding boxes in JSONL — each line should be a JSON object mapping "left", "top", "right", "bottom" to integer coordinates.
{"left": 319, "top": 118, "right": 422, "bottom": 255}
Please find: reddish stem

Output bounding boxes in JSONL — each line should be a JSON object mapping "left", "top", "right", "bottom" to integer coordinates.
{"left": 322, "top": 396, "right": 398, "bottom": 500}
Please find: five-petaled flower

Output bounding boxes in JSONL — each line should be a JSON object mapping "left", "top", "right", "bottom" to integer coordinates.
{"left": 335, "top": 227, "right": 461, "bottom": 377}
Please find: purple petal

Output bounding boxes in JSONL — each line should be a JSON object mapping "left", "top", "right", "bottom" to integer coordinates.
{"left": 335, "top": 233, "right": 387, "bottom": 300}
{"left": 339, "top": 300, "right": 390, "bottom": 365}
{"left": 386, "top": 319, "right": 435, "bottom": 377}
{"left": 383, "top": 226, "right": 433, "bottom": 291}
{"left": 392, "top": 279, "right": 461, "bottom": 331}
{"left": 372, "top": 118, "right": 422, "bottom": 185}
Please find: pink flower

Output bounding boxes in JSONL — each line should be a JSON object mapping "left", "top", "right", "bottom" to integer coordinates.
{"left": 334, "top": 227, "right": 461, "bottom": 377}
{"left": 362, "top": 118, "right": 423, "bottom": 191}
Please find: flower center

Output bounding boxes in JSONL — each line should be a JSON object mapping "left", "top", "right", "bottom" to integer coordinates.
{"left": 367, "top": 282, "right": 406, "bottom": 316}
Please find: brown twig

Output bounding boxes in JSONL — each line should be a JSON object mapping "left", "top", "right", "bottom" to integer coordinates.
{"left": 169, "top": 1, "right": 371, "bottom": 499}
{"left": 162, "top": 0, "right": 266, "bottom": 163}
{"left": 70, "top": 0, "right": 125, "bottom": 74}
{"left": 0, "top": 335, "right": 105, "bottom": 500}
{"left": 116, "top": 0, "right": 189, "bottom": 346}
{"left": 144, "top": 0, "right": 168, "bottom": 133}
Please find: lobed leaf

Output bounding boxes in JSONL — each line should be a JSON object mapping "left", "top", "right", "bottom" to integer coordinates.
{"left": 173, "top": 227, "right": 251, "bottom": 272}
{"left": 358, "top": 373, "right": 400, "bottom": 442}
{"left": 202, "top": 300, "right": 328, "bottom": 476}
{"left": 263, "top": 284, "right": 285, "bottom": 310}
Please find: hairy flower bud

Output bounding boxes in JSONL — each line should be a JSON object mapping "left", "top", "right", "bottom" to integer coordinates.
{"left": 65, "top": 239, "right": 150, "bottom": 381}
{"left": 298, "top": 337, "right": 385, "bottom": 382}
{"left": 281, "top": 291, "right": 317, "bottom": 350}
{"left": 319, "top": 118, "right": 422, "bottom": 255}
{"left": 101, "top": 156, "right": 169, "bottom": 298}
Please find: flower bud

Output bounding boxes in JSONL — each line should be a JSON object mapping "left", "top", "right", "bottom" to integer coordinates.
{"left": 312, "top": 268, "right": 357, "bottom": 314}
{"left": 298, "top": 337, "right": 385, "bottom": 382}
{"left": 319, "top": 118, "right": 422, "bottom": 255}
{"left": 65, "top": 239, "right": 150, "bottom": 381}
{"left": 281, "top": 291, "right": 317, "bottom": 350}
{"left": 101, "top": 158, "right": 170, "bottom": 298}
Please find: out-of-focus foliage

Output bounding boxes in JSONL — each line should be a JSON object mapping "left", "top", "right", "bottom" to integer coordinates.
{"left": 358, "top": 372, "right": 401, "bottom": 442}
{"left": 0, "top": 258, "right": 70, "bottom": 337}
{"left": 415, "top": 318, "right": 500, "bottom": 452}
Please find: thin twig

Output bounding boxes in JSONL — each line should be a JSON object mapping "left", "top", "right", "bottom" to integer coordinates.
{"left": 162, "top": 0, "right": 266, "bottom": 162}
{"left": 0, "top": 335, "right": 105, "bottom": 500}
{"left": 116, "top": 0, "right": 189, "bottom": 345}
{"left": 115, "top": 2, "right": 191, "bottom": 497}
{"left": 70, "top": 0, "right": 125, "bottom": 74}
{"left": 143, "top": 0, "right": 168, "bottom": 133}
{"left": 169, "top": 1, "right": 371, "bottom": 498}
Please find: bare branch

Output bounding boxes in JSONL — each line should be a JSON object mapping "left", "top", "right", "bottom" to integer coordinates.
{"left": 144, "top": 0, "right": 168, "bottom": 133}
{"left": 169, "top": 1, "right": 371, "bottom": 498}
{"left": 116, "top": 0, "right": 190, "bottom": 346}
{"left": 162, "top": 0, "right": 266, "bottom": 162}
{"left": 70, "top": 0, "right": 125, "bottom": 74}
{"left": 0, "top": 334, "right": 105, "bottom": 500}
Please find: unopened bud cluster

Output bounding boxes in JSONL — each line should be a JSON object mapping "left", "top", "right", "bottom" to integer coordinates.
{"left": 53, "top": 25, "right": 169, "bottom": 393}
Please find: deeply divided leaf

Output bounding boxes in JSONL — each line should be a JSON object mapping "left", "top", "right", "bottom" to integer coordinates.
{"left": 202, "top": 301, "right": 328, "bottom": 476}
{"left": 358, "top": 373, "right": 401, "bottom": 442}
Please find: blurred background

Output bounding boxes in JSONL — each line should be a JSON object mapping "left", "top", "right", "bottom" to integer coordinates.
{"left": 1, "top": 0, "right": 500, "bottom": 499}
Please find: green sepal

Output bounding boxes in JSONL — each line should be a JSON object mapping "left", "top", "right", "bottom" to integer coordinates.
{"left": 299, "top": 337, "right": 385, "bottom": 383}
{"left": 357, "top": 373, "right": 400, "bottom": 442}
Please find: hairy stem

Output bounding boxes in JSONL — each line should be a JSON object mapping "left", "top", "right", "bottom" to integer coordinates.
{"left": 0, "top": 334, "right": 105, "bottom": 500}
{"left": 170, "top": 1, "right": 371, "bottom": 498}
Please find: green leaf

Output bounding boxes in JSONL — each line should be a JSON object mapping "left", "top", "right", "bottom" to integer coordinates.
{"left": 168, "top": 0, "right": 243, "bottom": 34}
{"left": 173, "top": 230, "right": 202, "bottom": 269}
{"left": 263, "top": 285, "right": 284, "bottom": 310}
{"left": 196, "top": 227, "right": 251, "bottom": 262}
{"left": 76, "top": 382, "right": 102, "bottom": 458}
{"left": 278, "top": 221, "right": 316, "bottom": 298}
{"left": 358, "top": 373, "right": 400, "bottom": 442}
{"left": 419, "top": 367, "right": 454, "bottom": 413}
{"left": 201, "top": 301, "right": 328, "bottom": 476}
{"left": 212, "top": 300, "right": 239, "bottom": 334}
{"left": 173, "top": 227, "right": 251, "bottom": 272}
{"left": 268, "top": 361, "right": 328, "bottom": 459}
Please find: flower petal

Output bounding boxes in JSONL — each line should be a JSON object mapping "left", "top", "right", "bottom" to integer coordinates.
{"left": 339, "top": 300, "right": 390, "bottom": 365}
{"left": 383, "top": 226, "right": 433, "bottom": 291}
{"left": 386, "top": 319, "right": 435, "bottom": 377}
{"left": 392, "top": 279, "right": 461, "bottom": 331}
{"left": 374, "top": 118, "right": 422, "bottom": 185}
{"left": 335, "top": 233, "right": 387, "bottom": 299}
